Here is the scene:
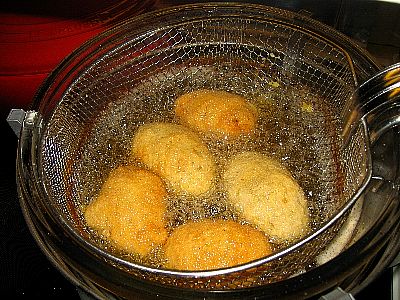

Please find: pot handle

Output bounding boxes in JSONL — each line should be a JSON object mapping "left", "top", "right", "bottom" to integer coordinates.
{"left": 343, "top": 62, "right": 400, "bottom": 145}
{"left": 7, "top": 109, "right": 27, "bottom": 137}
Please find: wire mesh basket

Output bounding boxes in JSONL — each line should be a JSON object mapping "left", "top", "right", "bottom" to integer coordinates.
{"left": 16, "top": 3, "right": 395, "bottom": 293}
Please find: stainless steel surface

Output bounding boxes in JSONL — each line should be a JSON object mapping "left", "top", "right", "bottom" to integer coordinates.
{"left": 343, "top": 63, "right": 400, "bottom": 144}
{"left": 393, "top": 265, "right": 400, "bottom": 300}
{"left": 318, "top": 287, "right": 355, "bottom": 300}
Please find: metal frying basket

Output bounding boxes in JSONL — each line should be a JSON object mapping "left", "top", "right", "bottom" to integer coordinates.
{"left": 9, "top": 3, "right": 400, "bottom": 294}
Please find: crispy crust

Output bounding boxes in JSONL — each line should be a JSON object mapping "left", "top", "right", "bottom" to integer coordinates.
{"left": 84, "top": 166, "right": 168, "bottom": 256}
{"left": 223, "top": 152, "right": 309, "bottom": 242}
{"left": 131, "top": 122, "right": 216, "bottom": 196}
{"left": 164, "top": 219, "right": 272, "bottom": 271}
{"left": 175, "top": 89, "right": 258, "bottom": 138}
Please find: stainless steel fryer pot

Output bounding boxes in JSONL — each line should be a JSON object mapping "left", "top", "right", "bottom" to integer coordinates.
{"left": 7, "top": 3, "right": 400, "bottom": 299}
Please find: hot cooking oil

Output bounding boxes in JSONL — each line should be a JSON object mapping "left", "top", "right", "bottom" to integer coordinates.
{"left": 78, "top": 63, "right": 345, "bottom": 267}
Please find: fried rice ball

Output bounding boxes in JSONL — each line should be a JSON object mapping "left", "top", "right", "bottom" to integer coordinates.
{"left": 174, "top": 89, "right": 258, "bottom": 138}
{"left": 84, "top": 166, "right": 168, "bottom": 257}
{"left": 131, "top": 122, "right": 216, "bottom": 196}
{"left": 163, "top": 219, "right": 272, "bottom": 271}
{"left": 223, "top": 152, "right": 309, "bottom": 243}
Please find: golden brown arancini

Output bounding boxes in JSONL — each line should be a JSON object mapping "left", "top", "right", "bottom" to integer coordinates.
{"left": 84, "top": 166, "right": 168, "bottom": 256}
{"left": 131, "top": 122, "right": 216, "bottom": 196}
{"left": 174, "top": 89, "right": 258, "bottom": 138}
{"left": 223, "top": 152, "right": 309, "bottom": 243}
{"left": 163, "top": 219, "right": 272, "bottom": 271}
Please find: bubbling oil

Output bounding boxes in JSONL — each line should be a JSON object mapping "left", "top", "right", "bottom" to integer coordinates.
{"left": 78, "top": 64, "right": 345, "bottom": 268}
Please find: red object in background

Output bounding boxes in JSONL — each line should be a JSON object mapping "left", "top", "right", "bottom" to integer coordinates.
{"left": 0, "top": 0, "right": 156, "bottom": 111}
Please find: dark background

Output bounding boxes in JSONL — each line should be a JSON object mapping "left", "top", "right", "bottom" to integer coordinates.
{"left": 0, "top": 117, "right": 81, "bottom": 298}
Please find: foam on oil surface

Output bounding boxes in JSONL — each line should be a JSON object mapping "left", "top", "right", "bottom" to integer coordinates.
{"left": 77, "top": 64, "right": 345, "bottom": 266}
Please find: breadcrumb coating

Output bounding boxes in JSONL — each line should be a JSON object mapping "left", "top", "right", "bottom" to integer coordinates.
{"left": 175, "top": 89, "right": 258, "bottom": 138}
{"left": 223, "top": 152, "right": 309, "bottom": 242}
{"left": 164, "top": 219, "right": 272, "bottom": 271}
{"left": 131, "top": 122, "right": 216, "bottom": 196}
{"left": 84, "top": 166, "right": 168, "bottom": 256}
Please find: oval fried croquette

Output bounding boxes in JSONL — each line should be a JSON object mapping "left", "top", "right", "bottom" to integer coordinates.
{"left": 131, "top": 122, "right": 216, "bottom": 196}
{"left": 174, "top": 89, "right": 258, "bottom": 138}
{"left": 223, "top": 152, "right": 309, "bottom": 243}
{"left": 84, "top": 166, "right": 168, "bottom": 256}
{"left": 163, "top": 219, "right": 272, "bottom": 271}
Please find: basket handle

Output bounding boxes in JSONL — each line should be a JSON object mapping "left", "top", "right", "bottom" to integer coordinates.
{"left": 343, "top": 62, "right": 400, "bottom": 145}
